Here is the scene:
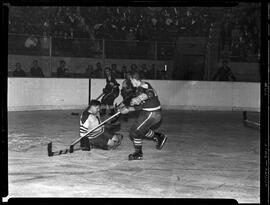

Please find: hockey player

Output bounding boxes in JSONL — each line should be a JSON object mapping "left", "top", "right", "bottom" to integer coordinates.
{"left": 119, "top": 72, "right": 167, "bottom": 160}
{"left": 120, "top": 71, "right": 136, "bottom": 106}
{"left": 80, "top": 99, "right": 123, "bottom": 150}
{"left": 101, "top": 67, "right": 120, "bottom": 116}
{"left": 120, "top": 71, "right": 136, "bottom": 121}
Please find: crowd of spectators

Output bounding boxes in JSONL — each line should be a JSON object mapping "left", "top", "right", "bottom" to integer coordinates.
{"left": 218, "top": 3, "right": 260, "bottom": 62}
{"left": 9, "top": 6, "right": 216, "bottom": 43}
{"left": 11, "top": 60, "right": 169, "bottom": 80}
{"left": 8, "top": 6, "right": 219, "bottom": 59}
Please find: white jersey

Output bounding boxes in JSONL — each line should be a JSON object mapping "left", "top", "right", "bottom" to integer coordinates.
{"left": 80, "top": 111, "right": 104, "bottom": 138}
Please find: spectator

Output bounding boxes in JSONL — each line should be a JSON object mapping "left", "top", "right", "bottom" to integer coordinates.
{"left": 120, "top": 66, "right": 127, "bottom": 78}
{"left": 160, "top": 69, "right": 167, "bottom": 80}
{"left": 85, "top": 64, "right": 95, "bottom": 78}
{"left": 130, "top": 63, "right": 138, "bottom": 73}
{"left": 13, "top": 63, "right": 26, "bottom": 77}
{"left": 94, "top": 62, "right": 103, "bottom": 78}
{"left": 40, "top": 31, "right": 50, "bottom": 55}
{"left": 30, "top": 60, "right": 44, "bottom": 77}
{"left": 40, "top": 31, "right": 50, "bottom": 50}
{"left": 149, "top": 64, "right": 156, "bottom": 79}
{"left": 126, "top": 29, "right": 136, "bottom": 57}
{"left": 139, "top": 64, "right": 151, "bottom": 79}
{"left": 57, "top": 60, "right": 68, "bottom": 77}
{"left": 212, "top": 60, "right": 236, "bottom": 81}
{"left": 111, "top": 64, "right": 121, "bottom": 78}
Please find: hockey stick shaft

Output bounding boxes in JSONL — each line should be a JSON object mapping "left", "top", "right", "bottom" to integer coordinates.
{"left": 96, "top": 92, "right": 105, "bottom": 100}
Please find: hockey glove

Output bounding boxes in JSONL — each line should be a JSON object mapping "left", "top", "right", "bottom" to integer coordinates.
{"left": 120, "top": 106, "right": 130, "bottom": 114}
{"left": 130, "top": 93, "right": 148, "bottom": 106}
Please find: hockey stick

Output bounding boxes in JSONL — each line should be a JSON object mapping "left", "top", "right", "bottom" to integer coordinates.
{"left": 96, "top": 92, "right": 105, "bottom": 100}
{"left": 243, "top": 111, "right": 260, "bottom": 130}
{"left": 48, "top": 111, "right": 121, "bottom": 157}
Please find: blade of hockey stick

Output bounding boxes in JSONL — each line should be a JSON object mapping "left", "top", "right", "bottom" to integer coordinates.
{"left": 47, "top": 143, "right": 89, "bottom": 157}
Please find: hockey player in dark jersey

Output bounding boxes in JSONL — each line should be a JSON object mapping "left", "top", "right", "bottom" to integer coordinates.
{"left": 101, "top": 67, "right": 120, "bottom": 116}
{"left": 121, "top": 71, "right": 136, "bottom": 106}
{"left": 80, "top": 99, "right": 123, "bottom": 150}
{"left": 119, "top": 72, "right": 136, "bottom": 122}
{"left": 119, "top": 72, "right": 167, "bottom": 160}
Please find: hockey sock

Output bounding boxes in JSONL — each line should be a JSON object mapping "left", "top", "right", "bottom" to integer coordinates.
{"left": 133, "top": 138, "right": 143, "bottom": 153}
{"left": 144, "top": 130, "right": 155, "bottom": 140}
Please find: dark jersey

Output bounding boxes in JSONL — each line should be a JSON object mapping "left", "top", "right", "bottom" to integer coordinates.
{"left": 134, "top": 81, "right": 161, "bottom": 111}
{"left": 104, "top": 76, "right": 120, "bottom": 94}
{"left": 13, "top": 69, "right": 26, "bottom": 77}
{"left": 30, "top": 67, "right": 44, "bottom": 77}
{"left": 213, "top": 67, "right": 236, "bottom": 81}
{"left": 121, "top": 79, "right": 135, "bottom": 98}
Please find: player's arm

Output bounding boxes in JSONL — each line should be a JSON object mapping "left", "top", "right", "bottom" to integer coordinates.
{"left": 130, "top": 89, "right": 155, "bottom": 106}
{"left": 119, "top": 106, "right": 135, "bottom": 114}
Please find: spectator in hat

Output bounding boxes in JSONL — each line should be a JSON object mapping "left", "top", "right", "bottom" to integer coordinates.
{"left": 212, "top": 60, "right": 236, "bottom": 81}
{"left": 57, "top": 60, "right": 68, "bottom": 77}
{"left": 30, "top": 60, "right": 44, "bottom": 77}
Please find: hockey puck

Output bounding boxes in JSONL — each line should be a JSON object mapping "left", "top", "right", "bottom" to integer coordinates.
{"left": 71, "top": 112, "right": 79, "bottom": 116}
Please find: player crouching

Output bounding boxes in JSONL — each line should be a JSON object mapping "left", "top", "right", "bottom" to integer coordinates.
{"left": 80, "top": 100, "right": 123, "bottom": 150}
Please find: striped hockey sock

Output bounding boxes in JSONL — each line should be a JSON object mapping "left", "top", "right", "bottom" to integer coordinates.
{"left": 144, "top": 130, "right": 155, "bottom": 141}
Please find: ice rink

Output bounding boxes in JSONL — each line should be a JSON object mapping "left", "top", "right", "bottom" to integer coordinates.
{"left": 6, "top": 109, "right": 260, "bottom": 203}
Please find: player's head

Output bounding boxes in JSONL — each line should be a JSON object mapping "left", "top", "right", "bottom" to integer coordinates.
{"left": 15, "top": 63, "right": 21, "bottom": 69}
{"left": 88, "top": 100, "right": 101, "bottom": 114}
{"left": 60, "top": 60, "right": 66, "bottom": 67}
{"left": 125, "top": 71, "right": 131, "bottom": 80}
{"left": 104, "top": 67, "right": 111, "bottom": 76}
{"left": 222, "top": 59, "right": 228, "bottom": 66}
{"left": 130, "top": 72, "right": 141, "bottom": 87}
{"left": 32, "top": 60, "right": 38, "bottom": 66}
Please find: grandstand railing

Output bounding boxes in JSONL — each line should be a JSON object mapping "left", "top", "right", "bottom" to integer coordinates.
{"left": 8, "top": 33, "right": 176, "bottom": 60}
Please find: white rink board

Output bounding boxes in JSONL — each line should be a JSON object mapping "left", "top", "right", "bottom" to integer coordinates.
{"left": 8, "top": 78, "right": 89, "bottom": 111}
{"left": 8, "top": 78, "right": 260, "bottom": 111}
{"left": 91, "top": 79, "right": 260, "bottom": 111}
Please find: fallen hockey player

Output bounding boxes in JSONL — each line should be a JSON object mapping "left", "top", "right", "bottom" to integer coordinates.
{"left": 80, "top": 99, "right": 123, "bottom": 150}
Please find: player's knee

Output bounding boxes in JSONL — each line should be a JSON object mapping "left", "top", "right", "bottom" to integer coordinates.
{"left": 107, "top": 133, "right": 123, "bottom": 149}
{"left": 129, "top": 130, "right": 142, "bottom": 140}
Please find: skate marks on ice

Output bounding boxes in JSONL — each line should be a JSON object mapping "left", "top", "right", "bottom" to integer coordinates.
{"left": 6, "top": 110, "right": 260, "bottom": 202}
{"left": 8, "top": 133, "right": 52, "bottom": 152}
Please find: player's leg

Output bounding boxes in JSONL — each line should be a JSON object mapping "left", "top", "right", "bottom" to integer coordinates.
{"left": 80, "top": 136, "right": 91, "bottom": 151}
{"left": 88, "top": 132, "right": 111, "bottom": 150}
{"left": 107, "top": 133, "right": 123, "bottom": 150}
{"left": 89, "top": 130, "right": 123, "bottom": 150}
{"left": 143, "top": 111, "right": 167, "bottom": 150}
{"left": 128, "top": 111, "right": 157, "bottom": 160}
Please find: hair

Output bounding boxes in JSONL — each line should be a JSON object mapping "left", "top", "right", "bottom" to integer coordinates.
{"left": 222, "top": 59, "right": 228, "bottom": 64}
{"left": 81, "top": 100, "right": 101, "bottom": 122}
{"left": 89, "top": 99, "right": 101, "bottom": 107}
{"left": 130, "top": 72, "right": 141, "bottom": 81}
